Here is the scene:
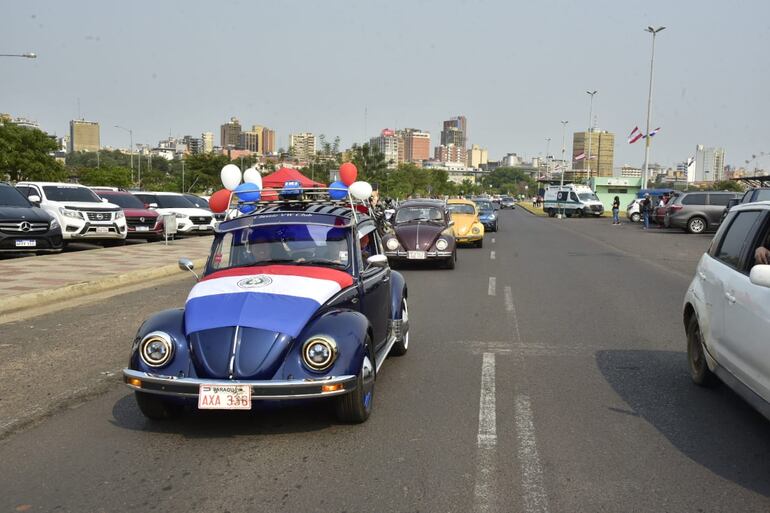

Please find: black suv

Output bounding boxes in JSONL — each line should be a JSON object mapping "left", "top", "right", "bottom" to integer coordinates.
{"left": 0, "top": 182, "right": 63, "bottom": 254}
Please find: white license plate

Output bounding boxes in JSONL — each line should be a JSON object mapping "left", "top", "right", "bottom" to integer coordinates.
{"left": 135, "top": 226, "right": 149, "bottom": 232}
{"left": 198, "top": 225, "right": 210, "bottom": 230}
{"left": 407, "top": 251, "right": 426, "bottom": 260}
{"left": 198, "top": 384, "right": 251, "bottom": 410}
{"left": 15, "top": 240, "right": 36, "bottom": 247}
{"left": 96, "top": 227, "right": 109, "bottom": 233}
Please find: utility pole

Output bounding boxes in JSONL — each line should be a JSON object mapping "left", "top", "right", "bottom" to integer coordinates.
{"left": 642, "top": 26, "right": 666, "bottom": 189}
{"left": 585, "top": 90, "right": 597, "bottom": 187}
{"left": 544, "top": 137, "right": 551, "bottom": 179}
{"left": 559, "top": 120, "right": 569, "bottom": 217}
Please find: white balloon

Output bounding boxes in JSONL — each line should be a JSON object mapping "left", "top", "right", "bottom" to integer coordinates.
{"left": 243, "top": 167, "right": 263, "bottom": 188}
{"left": 220, "top": 164, "right": 242, "bottom": 191}
{"left": 349, "top": 181, "right": 373, "bottom": 201}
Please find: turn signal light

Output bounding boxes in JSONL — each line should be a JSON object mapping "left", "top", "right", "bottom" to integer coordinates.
{"left": 127, "top": 377, "right": 142, "bottom": 388}
{"left": 321, "top": 384, "right": 343, "bottom": 393}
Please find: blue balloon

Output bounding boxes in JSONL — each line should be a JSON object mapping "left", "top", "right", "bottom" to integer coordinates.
{"left": 235, "top": 182, "right": 261, "bottom": 202}
{"left": 329, "top": 181, "right": 348, "bottom": 200}
{"left": 239, "top": 203, "right": 256, "bottom": 214}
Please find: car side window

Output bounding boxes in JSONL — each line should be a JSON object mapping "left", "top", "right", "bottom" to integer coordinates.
{"left": 709, "top": 194, "right": 732, "bottom": 206}
{"left": 715, "top": 211, "right": 763, "bottom": 271}
{"left": 15, "top": 186, "right": 30, "bottom": 197}
{"left": 682, "top": 193, "right": 707, "bottom": 205}
{"left": 570, "top": 192, "right": 579, "bottom": 202}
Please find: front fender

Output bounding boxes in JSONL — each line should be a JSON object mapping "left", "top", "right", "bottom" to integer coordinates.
{"left": 129, "top": 308, "right": 194, "bottom": 377}
{"left": 281, "top": 309, "right": 371, "bottom": 380}
{"left": 390, "top": 271, "right": 407, "bottom": 319}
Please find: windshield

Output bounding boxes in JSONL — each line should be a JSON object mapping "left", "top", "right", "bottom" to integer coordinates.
{"left": 0, "top": 186, "right": 31, "bottom": 207}
{"left": 475, "top": 201, "right": 493, "bottom": 211}
{"left": 43, "top": 186, "right": 101, "bottom": 203}
{"left": 209, "top": 224, "right": 351, "bottom": 272}
{"left": 395, "top": 206, "right": 444, "bottom": 224}
{"left": 447, "top": 204, "right": 476, "bottom": 215}
{"left": 185, "top": 195, "right": 210, "bottom": 208}
{"left": 578, "top": 193, "right": 599, "bottom": 202}
{"left": 98, "top": 193, "right": 144, "bottom": 208}
{"left": 156, "top": 195, "right": 196, "bottom": 209}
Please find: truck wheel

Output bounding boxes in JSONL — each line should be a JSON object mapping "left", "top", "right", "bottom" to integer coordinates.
{"left": 574, "top": 208, "right": 583, "bottom": 218}
{"left": 335, "top": 342, "right": 375, "bottom": 423}
{"left": 687, "top": 216, "right": 707, "bottom": 234}
{"left": 547, "top": 208, "right": 556, "bottom": 217}
{"left": 687, "top": 316, "right": 716, "bottom": 386}
{"left": 390, "top": 298, "right": 409, "bottom": 356}
{"left": 134, "top": 391, "right": 183, "bottom": 420}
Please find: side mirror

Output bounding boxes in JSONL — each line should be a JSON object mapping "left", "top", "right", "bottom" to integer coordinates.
{"left": 178, "top": 258, "right": 199, "bottom": 280}
{"left": 726, "top": 198, "right": 740, "bottom": 210}
{"left": 28, "top": 195, "right": 41, "bottom": 204}
{"left": 102, "top": 198, "right": 109, "bottom": 203}
{"left": 750, "top": 264, "right": 770, "bottom": 288}
{"left": 447, "top": 220, "right": 455, "bottom": 227}
{"left": 366, "top": 254, "right": 388, "bottom": 269}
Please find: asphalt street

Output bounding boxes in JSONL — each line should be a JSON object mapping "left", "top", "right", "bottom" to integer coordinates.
{"left": 2, "top": 209, "right": 769, "bottom": 512}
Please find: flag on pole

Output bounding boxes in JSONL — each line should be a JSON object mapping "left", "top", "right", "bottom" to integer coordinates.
{"left": 574, "top": 152, "right": 586, "bottom": 161}
{"left": 646, "top": 127, "right": 661, "bottom": 138}
{"left": 627, "top": 126, "right": 643, "bottom": 144}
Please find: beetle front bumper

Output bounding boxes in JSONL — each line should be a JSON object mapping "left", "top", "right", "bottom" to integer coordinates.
{"left": 123, "top": 369, "right": 357, "bottom": 400}
{"left": 384, "top": 250, "right": 454, "bottom": 260}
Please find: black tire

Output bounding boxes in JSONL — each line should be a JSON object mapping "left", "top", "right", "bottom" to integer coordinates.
{"left": 335, "top": 341, "right": 375, "bottom": 423}
{"left": 574, "top": 208, "right": 584, "bottom": 218}
{"left": 547, "top": 208, "right": 556, "bottom": 217}
{"left": 390, "top": 298, "right": 409, "bottom": 356}
{"left": 687, "top": 216, "right": 707, "bottom": 234}
{"left": 444, "top": 251, "right": 456, "bottom": 269}
{"left": 687, "top": 315, "right": 717, "bottom": 386}
{"left": 477, "top": 238, "right": 483, "bottom": 249}
{"left": 630, "top": 212, "right": 641, "bottom": 223}
{"left": 134, "top": 391, "right": 183, "bottom": 420}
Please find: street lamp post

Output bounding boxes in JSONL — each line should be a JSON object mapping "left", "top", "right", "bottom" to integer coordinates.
{"left": 544, "top": 137, "right": 552, "bottom": 179}
{"left": 642, "top": 26, "right": 665, "bottom": 189}
{"left": 115, "top": 125, "right": 134, "bottom": 184}
{"left": 0, "top": 52, "right": 36, "bottom": 59}
{"left": 585, "top": 90, "right": 597, "bottom": 186}
{"left": 559, "top": 120, "right": 569, "bottom": 217}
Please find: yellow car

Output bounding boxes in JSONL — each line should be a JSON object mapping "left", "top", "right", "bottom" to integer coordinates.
{"left": 447, "top": 198, "right": 485, "bottom": 248}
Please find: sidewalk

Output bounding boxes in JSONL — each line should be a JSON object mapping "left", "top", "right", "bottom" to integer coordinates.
{"left": 0, "top": 237, "right": 213, "bottom": 315}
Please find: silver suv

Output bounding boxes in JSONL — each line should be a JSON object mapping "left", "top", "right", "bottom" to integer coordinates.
{"left": 664, "top": 191, "right": 739, "bottom": 234}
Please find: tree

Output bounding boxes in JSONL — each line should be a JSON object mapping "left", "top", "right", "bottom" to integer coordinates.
{"left": 0, "top": 123, "right": 66, "bottom": 182}
{"left": 712, "top": 180, "right": 744, "bottom": 192}
{"left": 183, "top": 153, "right": 231, "bottom": 193}
{"left": 77, "top": 166, "right": 132, "bottom": 188}
{"left": 350, "top": 143, "right": 387, "bottom": 186}
{"left": 481, "top": 167, "right": 537, "bottom": 195}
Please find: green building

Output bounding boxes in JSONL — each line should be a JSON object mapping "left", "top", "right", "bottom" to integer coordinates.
{"left": 590, "top": 176, "right": 642, "bottom": 211}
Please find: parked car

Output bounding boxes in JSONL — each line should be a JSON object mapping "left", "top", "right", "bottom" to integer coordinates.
{"left": 123, "top": 190, "right": 409, "bottom": 423}
{"left": 626, "top": 189, "right": 676, "bottom": 222}
{"left": 0, "top": 182, "right": 63, "bottom": 254}
{"left": 474, "top": 199, "right": 499, "bottom": 232}
{"left": 133, "top": 192, "right": 215, "bottom": 234}
{"left": 722, "top": 187, "right": 770, "bottom": 220}
{"left": 382, "top": 199, "right": 457, "bottom": 268}
{"left": 94, "top": 190, "right": 164, "bottom": 241}
{"left": 664, "top": 191, "right": 739, "bottom": 234}
{"left": 683, "top": 201, "right": 770, "bottom": 419}
{"left": 447, "top": 198, "right": 484, "bottom": 247}
{"left": 15, "top": 181, "right": 127, "bottom": 245}
{"left": 500, "top": 196, "right": 516, "bottom": 209}
{"left": 652, "top": 192, "right": 680, "bottom": 226}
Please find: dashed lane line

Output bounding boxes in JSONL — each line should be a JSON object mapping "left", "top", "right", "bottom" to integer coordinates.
{"left": 515, "top": 394, "right": 550, "bottom": 513}
{"left": 490, "top": 251, "right": 496, "bottom": 260}
{"left": 488, "top": 277, "right": 497, "bottom": 296}
{"left": 473, "top": 352, "right": 498, "bottom": 513}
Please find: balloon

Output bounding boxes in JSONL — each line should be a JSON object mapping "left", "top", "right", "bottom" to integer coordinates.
{"left": 349, "top": 181, "right": 373, "bottom": 201}
{"left": 208, "top": 189, "right": 232, "bottom": 213}
{"left": 243, "top": 167, "right": 263, "bottom": 188}
{"left": 220, "top": 164, "right": 242, "bottom": 191}
{"left": 339, "top": 162, "right": 358, "bottom": 186}
{"left": 329, "top": 181, "right": 348, "bottom": 200}
{"left": 239, "top": 204, "right": 256, "bottom": 214}
{"left": 235, "top": 182, "right": 261, "bottom": 202}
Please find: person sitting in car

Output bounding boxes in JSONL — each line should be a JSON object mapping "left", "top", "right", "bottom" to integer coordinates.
{"left": 755, "top": 228, "right": 770, "bottom": 265}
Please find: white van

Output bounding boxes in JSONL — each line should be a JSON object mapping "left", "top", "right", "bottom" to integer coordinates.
{"left": 542, "top": 184, "right": 604, "bottom": 217}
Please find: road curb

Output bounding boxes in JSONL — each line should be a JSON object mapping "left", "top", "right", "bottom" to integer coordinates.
{"left": 0, "top": 258, "right": 206, "bottom": 316}
{"left": 517, "top": 204, "right": 546, "bottom": 217}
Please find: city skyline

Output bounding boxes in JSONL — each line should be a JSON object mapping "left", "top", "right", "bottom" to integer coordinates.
{"left": 3, "top": 0, "right": 769, "bottom": 170}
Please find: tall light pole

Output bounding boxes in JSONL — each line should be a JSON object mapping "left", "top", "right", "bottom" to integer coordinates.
{"left": 585, "top": 90, "right": 597, "bottom": 186}
{"left": 559, "top": 120, "right": 569, "bottom": 217}
{"left": 0, "top": 52, "right": 36, "bottom": 58}
{"left": 642, "top": 26, "right": 665, "bottom": 189}
{"left": 115, "top": 125, "right": 134, "bottom": 184}
{"left": 544, "top": 137, "right": 552, "bottom": 179}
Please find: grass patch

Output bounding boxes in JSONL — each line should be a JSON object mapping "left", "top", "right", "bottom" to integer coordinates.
{"left": 517, "top": 203, "right": 612, "bottom": 218}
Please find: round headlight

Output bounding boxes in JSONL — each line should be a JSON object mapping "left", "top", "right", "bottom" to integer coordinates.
{"left": 472, "top": 226, "right": 481, "bottom": 234}
{"left": 386, "top": 238, "right": 399, "bottom": 251}
{"left": 139, "top": 331, "right": 174, "bottom": 368}
{"left": 436, "top": 238, "right": 449, "bottom": 251}
{"left": 302, "top": 336, "right": 338, "bottom": 371}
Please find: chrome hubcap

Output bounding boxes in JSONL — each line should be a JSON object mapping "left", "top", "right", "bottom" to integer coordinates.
{"left": 691, "top": 219, "right": 704, "bottom": 232}
{"left": 402, "top": 300, "right": 409, "bottom": 349}
{"left": 361, "top": 355, "right": 374, "bottom": 410}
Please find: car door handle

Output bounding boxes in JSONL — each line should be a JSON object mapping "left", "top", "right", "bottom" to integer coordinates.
{"left": 724, "top": 292, "right": 736, "bottom": 304}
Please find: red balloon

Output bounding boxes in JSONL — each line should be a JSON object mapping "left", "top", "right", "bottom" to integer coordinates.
{"left": 208, "top": 189, "right": 232, "bottom": 213}
{"left": 339, "top": 162, "right": 358, "bottom": 186}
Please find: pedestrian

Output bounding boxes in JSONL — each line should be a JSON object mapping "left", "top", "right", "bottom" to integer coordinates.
{"left": 612, "top": 195, "right": 620, "bottom": 225}
{"left": 641, "top": 193, "right": 651, "bottom": 230}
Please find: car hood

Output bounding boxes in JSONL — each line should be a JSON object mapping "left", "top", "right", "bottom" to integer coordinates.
{"left": 0, "top": 205, "right": 53, "bottom": 222}
{"left": 122, "top": 208, "right": 158, "bottom": 218}
{"left": 478, "top": 211, "right": 496, "bottom": 219}
{"left": 183, "top": 265, "right": 354, "bottom": 379}
{"left": 394, "top": 222, "right": 446, "bottom": 251}
{"left": 155, "top": 207, "right": 212, "bottom": 217}
{"left": 51, "top": 200, "right": 122, "bottom": 211}
{"left": 450, "top": 214, "right": 479, "bottom": 236}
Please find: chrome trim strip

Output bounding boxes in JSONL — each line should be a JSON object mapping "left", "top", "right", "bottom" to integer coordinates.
{"left": 375, "top": 335, "right": 398, "bottom": 373}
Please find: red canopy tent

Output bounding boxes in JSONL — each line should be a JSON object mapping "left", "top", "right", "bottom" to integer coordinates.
{"left": 260, "top": 168, "right": 326, "bottom": 200}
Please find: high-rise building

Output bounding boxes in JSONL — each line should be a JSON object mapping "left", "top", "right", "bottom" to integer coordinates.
{"left": 370, "top": 129, "right": 400, "bottom": 169}
{"left": 572, "top": 130, "right": 614, "bottom": 177}
{"left": 400, "top": 129, "right": 431, "bottom": 163}
{"left": 289, "top": 132, "right": 317, "bottom": 161}
{"left": 202, "top": 132, "right": 214, "bottom": 153}
{"left": 434, "top": 144, "right": 466, "bottom": 164}
{"left": 467, "top": 144, "right": 488, "bottom": 169}
{"left": 183, "top": 135, "right": 203, "bottom": 155}
{"left": 220, "top": 117, "right": 242, "bottom": 149}
{"left": 239, "top": 129, "right": 260, "bottom": 153}
{"left": 69, "top": 120, "right": 100, "bottom": 153}
{"left": 693, "top": 145, "right": 725, "bottom": 182}
{"left": 262, "top": 128, "right": 276, "bottom": 154}
{"left": 441, "top": 116, "right": 467, "bottom": 149}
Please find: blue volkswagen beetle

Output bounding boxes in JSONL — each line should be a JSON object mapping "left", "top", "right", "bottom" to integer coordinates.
{"left": 123, "top": 194, "right": 409, "bottom": 423}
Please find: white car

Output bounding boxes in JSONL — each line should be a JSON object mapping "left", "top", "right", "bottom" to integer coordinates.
{"left": 133, "top": 192, "right": 215, "bottom": 234}
{"left": 626, "top": 198, "right": 642, "bottom": 222}
{"left": 15, "top": 181, "right": 127, "bottom": 244}
{"left": 683, "top": 201, "right": 770, "bottom": 419}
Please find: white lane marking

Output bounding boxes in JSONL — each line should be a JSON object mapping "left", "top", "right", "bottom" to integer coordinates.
{"left": 515, "top": 394, "right": 550, "bottom": 513}
{"left": 473, "top": 352, "right": 498, "bottom": 513}
{"left": 488, "top": 277, "right": 496, "bottom": 296}
{"left": 491, "top": 237, "right": 496, "bottom": 244}
{"left": 490, "top": 251, "right": 496, "bottom": 260}
{"left": 504, "top": 286, "right": 521, "bottom": 344}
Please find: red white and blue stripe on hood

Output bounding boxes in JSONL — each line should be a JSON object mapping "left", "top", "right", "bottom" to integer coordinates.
{"left": 184, "top": 265, "right": 354, "bottom": 337}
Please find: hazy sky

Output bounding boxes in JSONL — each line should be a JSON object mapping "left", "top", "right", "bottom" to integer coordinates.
{"left": 3, "top": 0, "right": 769, "bottom": 169}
